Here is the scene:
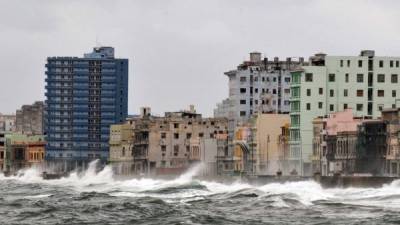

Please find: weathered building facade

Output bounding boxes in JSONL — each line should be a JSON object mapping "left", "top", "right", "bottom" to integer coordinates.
{"left": 3, "top": 134, "right": 46, "bottom": 172}
{"left": 312, "top": 109, "right": 364, "bottom": 176}
{"left": 109, "top": 107, "right": 229, "bottom": 176}
{"left": 0, "top": 114, "right": 16, "bottom": 171}
{"left": 232, "top": 113, "right": 290, "bottom": 176}
{"left": 16, "top": 101, "right": 44, "bottom": 135}
{"left": 108, "top": 122, "right": 134, "bottom": 175}
{"left": 355, "top": 120, "right": 387, "bottom": 175}
{"left": 382, "top": 108, "right": 400, "bottom": 176}
{"left": 291, "top": 50, "right": 400, "bottom": 175}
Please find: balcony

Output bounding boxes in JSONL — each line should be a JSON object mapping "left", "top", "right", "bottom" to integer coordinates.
{"left": 134, "top": 139, "right": 149, "bottom": 145}
{"left": 74, "top": 84, "right": 89, "bottom": 90}
{"left": 74, "top": 76, "right": 89, "bottom": 82}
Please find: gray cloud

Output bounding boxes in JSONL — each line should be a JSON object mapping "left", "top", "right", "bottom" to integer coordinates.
{"left": 0, "top": 0, "right": 399, "bottom": 116}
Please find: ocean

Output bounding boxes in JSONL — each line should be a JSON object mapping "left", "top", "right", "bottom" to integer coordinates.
{"left": 1, "top": 162, "right": 400, "bottom": 225}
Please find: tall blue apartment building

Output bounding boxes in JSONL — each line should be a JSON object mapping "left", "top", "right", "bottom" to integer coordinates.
{"left": 45, "top": 47, "right": 128, "bottom": 166}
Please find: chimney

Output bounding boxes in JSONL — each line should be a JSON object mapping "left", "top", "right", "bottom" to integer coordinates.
{"left": 189, "top": 105, "right": 196, "bottom": 113}
{"left": 249, "top": 52, "right": 262, "bottom": 63}
{"left": 140, "top": 107, "right": 151, "bottom": 118}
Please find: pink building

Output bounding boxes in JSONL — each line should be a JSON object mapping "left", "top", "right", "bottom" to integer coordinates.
{"left": 325, "top": 109, "right": 362, "bottom": 135}
{"left": 313, "top": 109, "right": 371, "bottom": 176}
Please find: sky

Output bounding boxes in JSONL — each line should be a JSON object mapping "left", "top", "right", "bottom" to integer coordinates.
{"left": 0, "top": 0, "right": 400, "bottom": 116}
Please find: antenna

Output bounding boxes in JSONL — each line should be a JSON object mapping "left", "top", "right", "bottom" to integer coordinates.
{"left": 95, "top": 35, "right": 101, "bottom": 48}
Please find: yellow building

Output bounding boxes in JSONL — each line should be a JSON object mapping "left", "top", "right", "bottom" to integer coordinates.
{"left": 109, "top": 123, "right": 134, "bottom": 175}
{"left": 232, "top": 113, "right": 290, "bottom": 175}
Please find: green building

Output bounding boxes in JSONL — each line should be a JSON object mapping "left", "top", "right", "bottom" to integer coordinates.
{"left": 290, "top": 50, "right": 400, "bottom": 175}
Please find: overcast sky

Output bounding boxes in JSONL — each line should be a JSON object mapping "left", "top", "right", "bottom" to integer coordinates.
{"left": 0, "top": 0, "right": 399, "bottom": 116}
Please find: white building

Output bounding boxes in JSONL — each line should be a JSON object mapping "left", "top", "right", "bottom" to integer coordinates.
{"left": 214, "top": 52, "right": 304, "bottom": 127}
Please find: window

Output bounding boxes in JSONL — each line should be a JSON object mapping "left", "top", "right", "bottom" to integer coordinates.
{"left": 378, "top": 90, "right": 384, "bottom": 97}
{"left": 161, "top": 133, "right": 166, "bottom": 139}
{"left": 330, "top": 89, "right": 334, "bottom": 97}
{"left": 345, "top": 73, "right": 349, "bottom": 83}
{"left": 174, "top": 123, "right": 179, "bottom": 128}
{"left": 391, "top": 74, "right": 398, "bottom": 83}
{"left": 347, "top": 60, "right": 350, "bottom": 67}
{"left": 174, "top": 145, "right": 179, "bottom": 156}
{"left": 330, "top": 104, "right": 334, "bottom": 111}
{"left": 358, "top": 60, "right": 363, "bottom": 67}
{"left": 306, "top": 103, "right": 311, "bottom": 110}
{"left": 393, "top": 90, "right": 396, "bottom": 97}
{"left": 240, "top": 77, "right": 246, "bottom": 82}
{"left": 255, "top": 88, "right": 258, "bottom": 93}
{"left": 357, "top": 90, "right": 363, "bottom": 97}
{"left": 357, "top": 104, "right": 363, "bottom": 111}
{"left": 390, "top": 60, "right": 394, "bottom": 68}
{"left": 199, "top": 133, "right": 204, "bottom": 138}
{"left": 378, "top": 74, "right": 385, "bottom": 83}
{"left": 329, "top": 74, "right": 335, "bottom": 82}
{"left": 378, "top": 104, "right": 384, "bottom": 111}
{"left": 397, "top": 61, "right": 400, "bottom": 68}
{"left": 240, "top": 111, "right": 246, "bottom": 116}
{"left": 340, "top": 60, "right": 343, "bottom": 67}
{"left": 240, "top": 88, "right": 246, "bottom": 93}
{"left": 357, "top": 74, "right": 364, "bottom": 83}
{"left": 379, "top": 60, "right": 384, "bottom": 68}
{"left": 318, "top": 102, "right": 323, "bottom": 109}
{"left": 344, "top": 89, "right": 348, "bottom": 97}
{"left": 240, "top": 100, "right": 246, "bottom": 104}
{"left": 174, "top": 133, "right": 179, "bottom": 139}
{"left": 186, "top": 133, "right": 192, "bottom": 139}
{"left": 273, "top": 89, "right": 277, "bottom": 94}
{"left": 285, "top": 77, "right": 291, "bottom": 83}
{"left": 161, "top": 145, "right": 166, "bottom": 152}
{"left": 305, "top": 73, "right": 313, "bottom": 82}
{"left": 344, "top": 104, "right": 348, "bottom": 109}
{"left": 307, "top": 89, "right": 311, "bottom": 96}
{"left": 284, "top": 89, "right": 290, "bottom": 94}
{"left": 319, "top": 88, "right": 323, "bottom": 95}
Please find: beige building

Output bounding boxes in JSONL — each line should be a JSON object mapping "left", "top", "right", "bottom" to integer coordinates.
{"left": 0, "top": 114, "right": 16, "bottom": 171}
{"left": 254, "top": 114, "right": 290, "bottom": 175}
{"left": 110, "top": 107, "right": 229, "bottom": 176}
{"left": 382, "top": 108, "right": 400, "bottom": 176}
{"left": 233, "top": 113, "right": 290, "bottom": 175}
{"left": 109, "top": 123, "right": 134, "bottom": 175}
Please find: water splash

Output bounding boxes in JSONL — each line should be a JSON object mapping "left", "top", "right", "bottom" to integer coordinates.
{"left": 3, "top": 162, "right": 400, "bottom": 209}
{"left": 175, "top": 162, "right": 205, "bottom": 183}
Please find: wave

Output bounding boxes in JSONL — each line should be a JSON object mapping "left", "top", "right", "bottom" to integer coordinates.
{"left": 2, "top": 161, "right": 400, "bottom": 209}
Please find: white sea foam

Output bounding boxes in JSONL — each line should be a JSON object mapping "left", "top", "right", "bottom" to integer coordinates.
{"left": 2, "top": 161, "right": 400, "bottom": 209}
